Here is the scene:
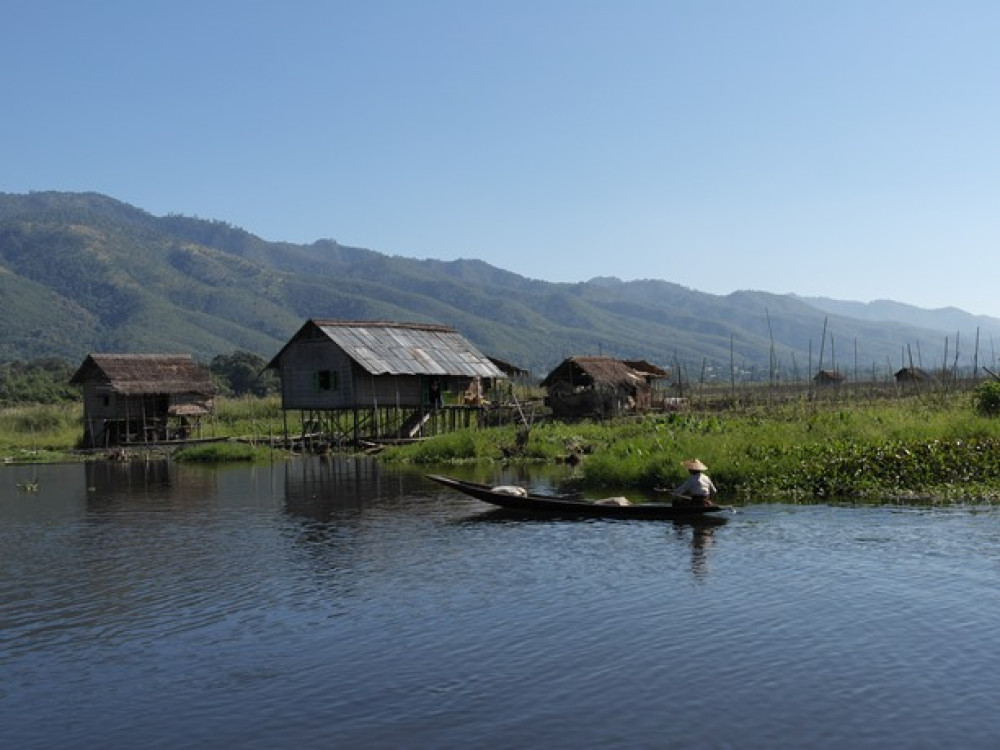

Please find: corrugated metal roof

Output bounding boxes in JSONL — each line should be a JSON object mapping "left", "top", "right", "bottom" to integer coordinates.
{"left": 312, "top": 320, "right": 505, "bottom": 378}
{"left": 69, "top": 354, "right": 217, "bottom": 396}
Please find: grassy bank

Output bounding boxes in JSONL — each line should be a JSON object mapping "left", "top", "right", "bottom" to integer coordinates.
{"left": 0, "top": 396, "right": 288, "bottom": 463}
{"left": 381, "top": 392, "right": 1000, "bottom": 502}
{"left": 0, "top": 403, "right": 83, "bottom": 462}
{"left": 7, "top": 391, "right": 1000, "bottom": 501}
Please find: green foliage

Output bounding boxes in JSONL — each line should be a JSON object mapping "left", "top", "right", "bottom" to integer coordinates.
{"left": 173, "top": 442, "right": 275, "bottom": 463}
{"left": 384, "top": 393, "right": 1000, "bottom": 502}
{"left": 0, "top": 359, "right": 79, "bottom": 405}
{"left": 209, "top": 350, "right": 279, "bottom": 397}
{"left": 199, "top": 395, "right": 283, "bottom": 440}
{"left": 392, "top": 431, "right": 481, "bottom": 462}
{"left": 973, "top": 380, "right": 1000, "bottom": 416}
{"left": 0, "top": 403, "right": 82, "bottom": 456}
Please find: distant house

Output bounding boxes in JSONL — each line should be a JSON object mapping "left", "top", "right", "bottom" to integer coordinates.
{"left": 894, "top": 367, "right": 930, "bottom": 383}
{"left": 70, "top": 354, "right": 216, "bottom": 447}
{"left": 813, "top": 369, "right": 846, "bottom": 385}
{"left": 540, "top": 356, "right": 652, "bottom": 418}
{"left": 265, "top": 319, "right": 506, "bottom": 441}
{"left": 487, "top": 355, "right": 530, "bottom": 382}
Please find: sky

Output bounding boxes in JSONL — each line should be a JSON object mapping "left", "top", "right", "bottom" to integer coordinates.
{"left": 5, "top": 1, "right": 1000, "bottom": 317}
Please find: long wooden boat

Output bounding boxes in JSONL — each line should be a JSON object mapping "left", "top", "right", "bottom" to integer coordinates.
{"left": 427, "top": 474, "right": 729, "bottom": 520}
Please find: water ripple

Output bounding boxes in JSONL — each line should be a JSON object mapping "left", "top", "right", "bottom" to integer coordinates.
{"left": 4, "top": 464, "right": 1000, "bottom": 749}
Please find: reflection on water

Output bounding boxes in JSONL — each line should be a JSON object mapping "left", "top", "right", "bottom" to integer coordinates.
{"left": 283, "top": 454, "right": 424, "bottom": 521}
{"left": 85, "top": 459, "right": 216, "bottom": 513}
{"left": 3, "top": 457, "right": 1000, "bottom": 749}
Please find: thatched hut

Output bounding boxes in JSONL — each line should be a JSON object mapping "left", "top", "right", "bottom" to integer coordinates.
{"left": 540, "top": 356, "right": 650, "bottom": 418}
{"left": 70, "top": 354, "right": 216, "bottom": 447}
{"left": 894, "top": 366, "right": 930, "bottom": 383}
{"left": 813, "top": 369, "right": 846, "bottom": 386}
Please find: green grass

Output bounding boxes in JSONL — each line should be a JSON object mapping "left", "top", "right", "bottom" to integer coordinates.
{"left": 199, "top": 395, "right": 285, "bottom": 441}
{"left": 0, "top": 403, "right": 84, "bottom": 461}
{"left": 173, "top": 442, "right": 277, "bottom": 463}
{"left": 0, "top": 396, "right": 287, "bottom": 463}
{"left": 382, "top": 391, "right": 1000, "bottom": 503}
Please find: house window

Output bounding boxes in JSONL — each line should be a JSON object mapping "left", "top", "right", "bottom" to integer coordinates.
{"left": 316, "top": 369, "right": 339, "bottom": 392}
{"left": 102, "top": 395, "right": 110, "bottom": 407}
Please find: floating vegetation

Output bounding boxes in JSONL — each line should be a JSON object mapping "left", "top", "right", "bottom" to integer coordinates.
{"left": 382, "top": 394, "right": 1000, "bottom": 503}
{"left": 173, "top": 442, "right": 280, "bottom": 464}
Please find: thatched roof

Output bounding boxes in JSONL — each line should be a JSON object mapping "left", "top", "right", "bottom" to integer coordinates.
{"left": 69, "top": 354, "right": 216, "bottom": 396}
{"left": 622, "top": 359, "right": 670, "bottom": 379}
{"left": 266, "top": 319, "right": 506, "bottom": 379}
{"left": 487, "top": 355, "right": 530, "bottom": 378}
{"left": 539, "top": 356, "right": 648, "bottom": 389}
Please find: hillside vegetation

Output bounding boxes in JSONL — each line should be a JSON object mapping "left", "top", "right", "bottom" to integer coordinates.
{"left": 2, "top": 190, "right": 999, "bottom": 380}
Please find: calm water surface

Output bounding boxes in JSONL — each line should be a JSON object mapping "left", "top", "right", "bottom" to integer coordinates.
{"left": 3, "top": 457, "right": 1000, "bottom": 749}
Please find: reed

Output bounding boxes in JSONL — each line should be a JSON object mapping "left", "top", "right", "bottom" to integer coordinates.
{"left": 0, "top": 403, "right": 83, "bottom": 459}
{"left": 200, "top": 396, "right": 284, "bottom": 441}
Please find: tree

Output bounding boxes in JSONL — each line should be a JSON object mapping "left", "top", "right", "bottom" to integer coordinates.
{"left": 0, "top": 357, "right": 78, "bottom": 405}
{"left": 209, "top": 350, "right": 277, "bottom": 397}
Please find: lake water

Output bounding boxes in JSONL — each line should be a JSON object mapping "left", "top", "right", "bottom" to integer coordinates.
{"left": 3, "top": 457, "right": 1000, "bottom": 749}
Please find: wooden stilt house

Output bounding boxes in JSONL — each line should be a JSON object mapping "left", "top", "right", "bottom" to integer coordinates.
{"left": 70, "top": 354, "right": 216, "bottom": 448}
{"left": 265, "top": 319, "right": 506, "bottom": 445}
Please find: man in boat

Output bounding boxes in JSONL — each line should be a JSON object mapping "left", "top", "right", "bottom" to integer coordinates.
{"left": 673, "top": 458, "right": 718, "bottom": 507}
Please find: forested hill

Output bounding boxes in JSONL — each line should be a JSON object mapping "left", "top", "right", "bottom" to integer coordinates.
{"left": 1, "top": 190, "right": 998, "bottom": 379}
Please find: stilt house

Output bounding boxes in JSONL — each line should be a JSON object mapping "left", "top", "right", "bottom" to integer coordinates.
{"left": 265, "top": 319, "right": 506, "bottom": 443}
{"left": 70, "top": 354, "right": 216, "bottom": 447}
{"left": 540, "top": 356, "right": 651, "bottom": 418}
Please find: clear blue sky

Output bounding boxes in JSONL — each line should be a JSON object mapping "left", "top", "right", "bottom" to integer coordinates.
{"left": 5, "top": 1, "right": 1000, "bottom": 316}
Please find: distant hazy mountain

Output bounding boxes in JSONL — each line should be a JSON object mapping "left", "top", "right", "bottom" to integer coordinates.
{"left": 2, "top": 191, "right": 998, "bottom": 379}
{"left": 798, "top": 296, "right": 1000, "bottom": 337}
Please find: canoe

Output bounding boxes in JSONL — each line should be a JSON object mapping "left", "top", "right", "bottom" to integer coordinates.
{"left": 427, "top": 474, "right": 729, "bottom": 520}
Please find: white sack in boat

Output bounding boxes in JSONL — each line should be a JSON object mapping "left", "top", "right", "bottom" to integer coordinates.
{"left": 594, "top": 496, "right": 632, "bottom": 506}
{"left": 492, "top": 485, "right": 528, "bottom": 497}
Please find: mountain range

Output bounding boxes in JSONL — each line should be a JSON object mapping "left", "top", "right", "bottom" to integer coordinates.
{"left": 1, "top": 190, "right": 998, "bottom": 381}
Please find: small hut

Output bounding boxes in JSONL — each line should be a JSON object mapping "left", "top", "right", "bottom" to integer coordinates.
{"left": 894, "top": 367, "right": 930, "bottom": 383}
{"left": 813, "top": 369, "right": 846, "bottom": 386}
{"left": 540, "top": 356, "right": 650, "bottom": 418}
{"left": 70, "top": 354, "right": 216, "bottom": 447}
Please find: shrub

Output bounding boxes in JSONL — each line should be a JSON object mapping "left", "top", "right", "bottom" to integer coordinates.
{"left": 974, "top": 380, "right": 1000, "bottom": 417}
